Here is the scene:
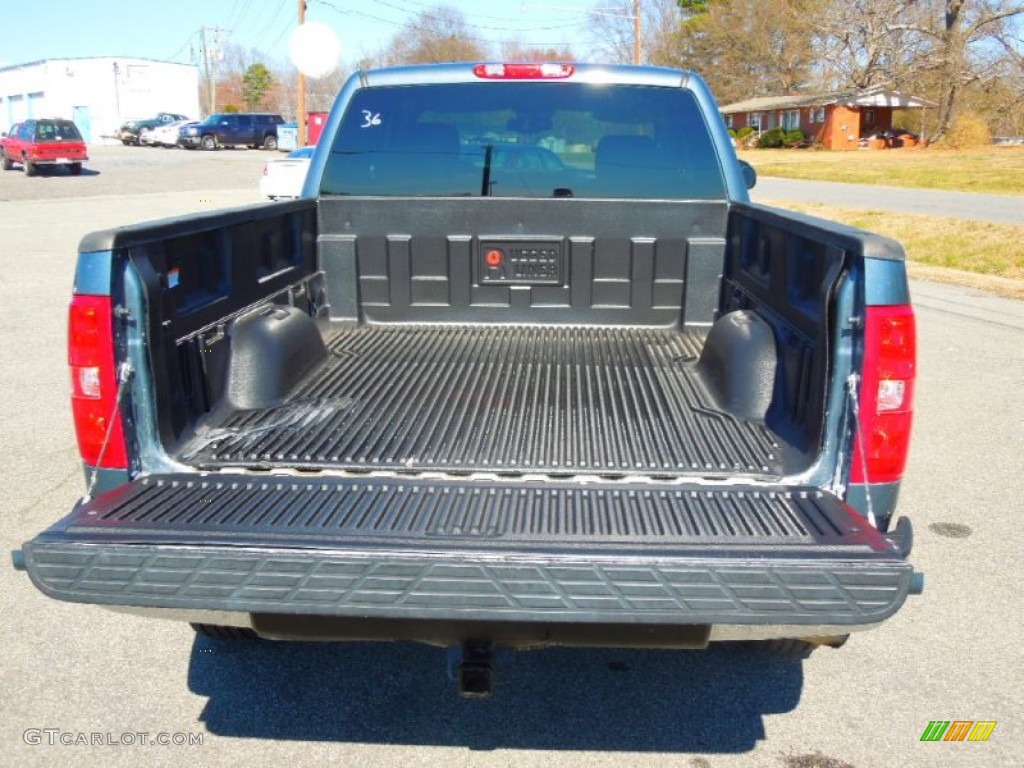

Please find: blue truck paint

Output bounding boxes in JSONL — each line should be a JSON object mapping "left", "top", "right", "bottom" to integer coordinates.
{"left": 73, "top": 250, "right": 114, "bottom": 296}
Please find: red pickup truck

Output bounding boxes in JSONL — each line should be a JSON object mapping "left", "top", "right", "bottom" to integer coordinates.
{"left": 1, "top": 118, "right": 88, "bottom": 176}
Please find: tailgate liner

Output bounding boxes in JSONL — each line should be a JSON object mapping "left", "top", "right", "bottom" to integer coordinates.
{"left": 180, "top": 326, "right": 779, "bottom": 476}
{"left": 23, "top": 474, "right": 912, "bottom": 627}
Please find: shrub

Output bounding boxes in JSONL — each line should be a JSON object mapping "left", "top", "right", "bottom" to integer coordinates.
{"left": 728, "top": 128, "right": 737, "bottom": 138}
{"left": 222, "top": 104, "right": 241, "bottom": 114}
{"left": 783, "top": 129, "right": 805, "bottom": 147}
{"left": 758, "top": 127, "right": 785, "bottom": 148}
{"left": 736, "top": 126, "right": 756, "bottom": 140}
{"left": 944, "top": 113, "right": 992, "bottom": 148}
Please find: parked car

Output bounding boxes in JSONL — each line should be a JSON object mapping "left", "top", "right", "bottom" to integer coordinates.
{"left": 259, "top": 145, "right": 315, "bottom": 198}
{"left": 1, "top": 118, "right": 88, "bottom": 175}
{"left": 119, "top": 113, "right": 189, "bottom": 146}
{"left": 146, "top": 120, "right": 196, "bottom": 148}
{"left": 116, "top": 118, "right": 144, "bottom": 145}
{"left": 179, "top": 112, "right": 285, "bottom": 150}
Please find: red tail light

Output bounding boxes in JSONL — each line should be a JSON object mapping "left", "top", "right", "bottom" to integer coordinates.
{"left": 850, "top": 305, "right": 916, "bottom": 484}
{"left": 69, "top": 295, "right": 128, "bottom": 468}
{"left": 473, "top": 63, "right": 574, "bottom": 79}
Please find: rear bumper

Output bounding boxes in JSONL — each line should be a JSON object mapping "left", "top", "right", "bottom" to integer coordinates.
{"left": 17, "top": 474, "right": 921, "bottom": 640}
{"left": 31, "top": 157, "right": 87, "bottom": 166}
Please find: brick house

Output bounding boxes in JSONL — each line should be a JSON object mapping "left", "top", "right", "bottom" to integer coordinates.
{"left": 719, "top": 87, "right": 936, "bottom": 149}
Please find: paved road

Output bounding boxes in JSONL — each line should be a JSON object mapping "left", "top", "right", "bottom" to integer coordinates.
{"left": 1, "top": 150, "right": 1021, "bottom": 768}
{"left": 753, "top": 177, "right": 1023, "bottom": 225}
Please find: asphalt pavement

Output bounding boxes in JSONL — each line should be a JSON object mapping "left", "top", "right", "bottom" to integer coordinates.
{"left": 753, "top": 177, "right": 1023, "bottom": 225}
{"left": 1, "top": 147, "right": 1021, "bottom": 768}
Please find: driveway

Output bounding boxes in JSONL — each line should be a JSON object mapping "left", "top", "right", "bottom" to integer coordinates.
{"left": 753, "top": 177, "right": 1023, "bottom": 225}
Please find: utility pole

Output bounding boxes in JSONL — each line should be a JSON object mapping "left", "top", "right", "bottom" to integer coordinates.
{"left": 297, "top": 0, "right": 307, "bottom": 147}
{"left": 200, "top": 25, "right": 230, "bottom": 115}
{"left": 633, "top": 0, "right": 641, "bottom": 65}
{"left": 200, "top": 26, "right": 211, "bottom": 115}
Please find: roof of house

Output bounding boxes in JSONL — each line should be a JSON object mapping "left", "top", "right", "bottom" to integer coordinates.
{"left": 720, "top": 86, "right": 937, "bottom": 114}
{"left": 0, "top": 57, "right": 196, "bottom": 75}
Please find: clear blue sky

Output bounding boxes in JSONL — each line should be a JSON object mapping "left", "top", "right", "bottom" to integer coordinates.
{"left": 1, "top": 0, "right": 604, "bottom": 69}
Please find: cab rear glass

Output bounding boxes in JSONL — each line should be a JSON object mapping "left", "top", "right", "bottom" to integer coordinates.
{"left": 35, "top": 120, "right": 82, "bottom": 141}
{"left": 321, "top": 82, "right": 726, "bottom": 200}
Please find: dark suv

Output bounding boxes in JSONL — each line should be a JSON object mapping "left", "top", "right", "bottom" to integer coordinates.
{"left": 179, "top": 113, "right": 285, "bottom": 150}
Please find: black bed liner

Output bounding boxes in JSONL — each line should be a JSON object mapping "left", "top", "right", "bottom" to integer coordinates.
{"left": 181, "top": 325, "right": 779, "bottom": 477}
{"left": 22, "top": 474, "right": 914, "bottom": 627}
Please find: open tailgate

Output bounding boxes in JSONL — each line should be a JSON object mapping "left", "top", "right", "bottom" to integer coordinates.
{"left": 17, "top": 474, "right": 918, "bottom": 633}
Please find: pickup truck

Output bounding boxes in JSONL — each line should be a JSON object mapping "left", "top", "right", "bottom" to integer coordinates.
{"left": 178, "top": 112, "right": 285, "bottom": 150}
{"left": 14, "top": 63, "right": 922, "bottom": 695}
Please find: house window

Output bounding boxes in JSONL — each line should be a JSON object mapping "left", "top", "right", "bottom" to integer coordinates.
{"left": 724, "top": 113, "right": 734, "bottom": 128}
{"left": 864, "top": 109, "right": 876, "bottom": 127}
{"left": 812, "top": 107, "right": 825, "bottom": 123}
{"left": 781, "top": 110, "right": 801, "bottom": 130}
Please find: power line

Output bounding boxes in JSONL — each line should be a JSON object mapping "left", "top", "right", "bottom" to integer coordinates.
{"left": 253, "top": 1, "right": 296, "bottom": 51}
{"left": 371, "top": 0, "right": 585, "bottom": 28}
{"left": 313, "top": 0, "right": 586, "bottom": 41}
{"left": 165, "top": 32, "right": 197, "bottom": 63}
{"left": 224, "top": 0, "right": 251, "bottom": 30}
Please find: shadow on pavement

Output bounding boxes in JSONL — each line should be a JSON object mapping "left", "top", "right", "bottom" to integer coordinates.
{"left": 188, "top": 637, "right": 804, "bottom": 752}
{"left": 30, "top": 167, "right": 100, "bottom": 177}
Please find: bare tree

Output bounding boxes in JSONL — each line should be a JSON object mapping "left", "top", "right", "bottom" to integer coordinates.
{"left": 807, "top": 0, "right": 1024, "bottom": 137}
{"left": 500, "top": 40, "right": 575, "bottom": 61}
{"left": 813, "top": 0, "right": 933, "bottom": 89}
{"left": 843, "top": 0, "right": 1024, "bottom": 137}
{"left": 385, "top": 6, "right": 488, "bottom": 65}
{"left": 927, "top": 0, "right": 1024, "bottom": 136}
{"left": 588, "top": 0, "right": 688, "bottom": 65}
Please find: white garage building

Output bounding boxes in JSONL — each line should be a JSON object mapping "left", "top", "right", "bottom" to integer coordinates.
{"left": 0, "top": 57, "right": 200, "bottom": 144}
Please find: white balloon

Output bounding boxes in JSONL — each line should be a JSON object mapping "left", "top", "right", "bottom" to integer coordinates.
{"left": 289, "top": 21, "right": 342, "bottom": 78}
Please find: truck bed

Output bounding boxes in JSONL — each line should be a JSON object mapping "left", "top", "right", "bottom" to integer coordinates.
{"left": 180, "top": 325, "right": 779, "bottom": 478}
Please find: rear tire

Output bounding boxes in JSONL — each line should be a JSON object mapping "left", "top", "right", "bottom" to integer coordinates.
{"left": 1, "top": 151, "right": 12, "bottom": 170}
{"left": 200, "top": 134, "right": 217, "bottom": 151}
{"left": 263, "top": 134, "right": 278, "bottom": 150}
{"left": 23, "top": 156, "right": 36, "bottom": 176}
{"left": 190, "top": 622, "right": 258, "bottom": 641}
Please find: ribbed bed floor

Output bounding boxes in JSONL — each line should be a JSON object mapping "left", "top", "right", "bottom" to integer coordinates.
{"left": 181, "top": 325, "right": 780, "bottom": 476}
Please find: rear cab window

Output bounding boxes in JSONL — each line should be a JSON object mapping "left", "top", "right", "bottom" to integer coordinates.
{"left": 35, "top": 120, "right": 82, "bottom": 142}
{"left": 321, "top": 82, "right": 726, "bottom": 200}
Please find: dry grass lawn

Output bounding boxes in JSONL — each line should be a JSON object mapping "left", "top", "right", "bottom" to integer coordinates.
{"left": 747, "top": 146, "right": 1024, "bottom": 195}
{"left": 775, "top": 201, "right": 1024, "bottom": 293}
